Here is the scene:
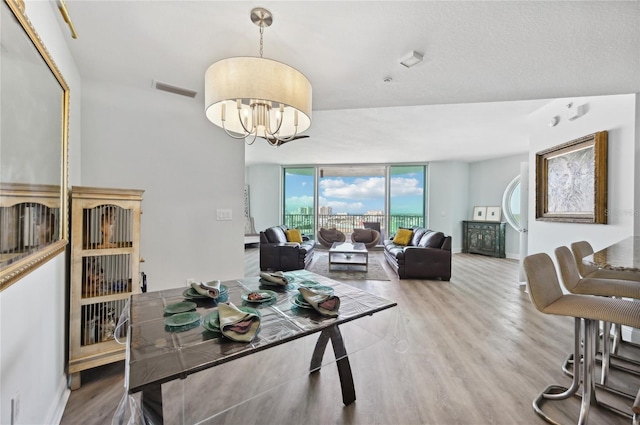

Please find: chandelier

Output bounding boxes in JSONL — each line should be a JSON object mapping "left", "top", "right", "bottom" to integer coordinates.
{"left": 204, "top": 7, "right": 312, "bottom": 146}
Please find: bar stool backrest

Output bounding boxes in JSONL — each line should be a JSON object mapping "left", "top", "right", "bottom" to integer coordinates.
{"left": 571, "top": 240, "right": 597, "bottom": 278}
{"left": 523, "top": 253, "right": 564, "bottom": 312}
{"left": 555, "top": 246, "right": 582, "bottom": 293}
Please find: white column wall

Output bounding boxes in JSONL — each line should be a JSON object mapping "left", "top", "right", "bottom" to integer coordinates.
{"left": 424, "top": 161, "right": 469, "bottom": 252}
{"left": 80, "top": 81, "right": 245, "bottom": 289}
{"left": 246, "top": 165, "right": 282, "bottom": 233}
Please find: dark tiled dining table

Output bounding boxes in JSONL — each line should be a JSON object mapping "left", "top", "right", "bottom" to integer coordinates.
{"left": 126, "top": 270, "right": 397, "bottom": 423}
{"left": 583, "top": 236, "right": 640, "bottom": 272}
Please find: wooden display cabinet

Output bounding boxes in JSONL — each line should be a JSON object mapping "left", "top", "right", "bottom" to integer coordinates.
{"left": 68, "top": 186, "right": 144, "bottom": 389}
{"left": 462, "top": 220, "right": 506, "bottom": 258}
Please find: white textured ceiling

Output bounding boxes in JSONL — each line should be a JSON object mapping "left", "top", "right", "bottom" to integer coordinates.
{"left": 60, "top": 1, "right": 640, "bottom": 165}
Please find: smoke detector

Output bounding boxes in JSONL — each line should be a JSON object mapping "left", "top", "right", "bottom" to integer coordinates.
{"left": 400, "top": 51, "right": 424, "bottom": 68}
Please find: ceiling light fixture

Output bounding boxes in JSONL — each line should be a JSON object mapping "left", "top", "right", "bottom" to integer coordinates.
{"left": 204, "top": 7, "right": 312, "bottom": 146}
{"left": 400, "top": 51, "right": 423, "bottom": 68}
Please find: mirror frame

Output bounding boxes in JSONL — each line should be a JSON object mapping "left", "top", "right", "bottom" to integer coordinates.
{"left": 0, "top": 0, "right": 69, "bottom": 291}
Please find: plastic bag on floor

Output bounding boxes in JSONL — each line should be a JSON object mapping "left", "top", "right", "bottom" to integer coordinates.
{"left": 111, "top": 298, "right": 149, "bottom": 425}
{"left": 112, "top": 392, "right": 146, "bottom": 425}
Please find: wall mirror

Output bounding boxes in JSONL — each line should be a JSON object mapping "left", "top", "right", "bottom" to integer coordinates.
{"left": 0, "top": 0, "right": 69, "bottom": 290}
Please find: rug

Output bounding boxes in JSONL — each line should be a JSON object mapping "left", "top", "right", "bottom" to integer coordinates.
{"left": 307, "top": 251, "right": 390, "bottom": 281}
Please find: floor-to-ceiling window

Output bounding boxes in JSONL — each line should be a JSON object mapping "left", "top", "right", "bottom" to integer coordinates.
{"left": 388, "top": 165, "right": 426, "bottom": 235}
{"left": 318, "top": 165, "right": 386, "bottom": 237}
{"left": 283, "top": 164, "right": 427, "bottom": 242}
{"left": 282, "top": 167, "right": 315, "bottom": 236}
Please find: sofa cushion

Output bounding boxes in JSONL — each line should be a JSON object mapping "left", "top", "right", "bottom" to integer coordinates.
{"left": 416, "top": 230, "right": 432, "bottom": 247}
{"left": 411, "top": 228, "right": 428, "bottom": 246}
{"left": 285, "top": 229, "right": 303, "bottom": 243}
{"left": 265, "top": 226, "right": 288, "bottom": 243}
{"left": 419, "top": 231, "right": 445, "bottom": 248}
{"left": 393, "top": 228, "right": 413, "bottom": 246}
{"left": 352, "top": 228, "right": 374, "bottom": 243}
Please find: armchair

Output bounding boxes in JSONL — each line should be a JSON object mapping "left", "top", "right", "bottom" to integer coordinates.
{"left": 317, "top": 227, "right": 346, "bottom": 248}
{"left": 351, "top": 228, "right": 381, "bottom": 249}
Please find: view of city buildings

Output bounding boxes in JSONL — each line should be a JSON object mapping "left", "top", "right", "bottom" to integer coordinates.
{"left": 283, "top": 165, "right": 426, "bottom": 239}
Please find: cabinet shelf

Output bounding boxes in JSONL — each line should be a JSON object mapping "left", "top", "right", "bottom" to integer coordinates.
{"left": 80, "top": 292, "right": 131, "bottom": 305}
{"left": 69, "top": 186, "right": 143, "bottom": 389}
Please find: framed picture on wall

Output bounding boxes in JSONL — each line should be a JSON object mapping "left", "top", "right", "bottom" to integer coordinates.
{"left": 486, "top": 206, "right": 502, "bottom": 222}
{"left": 535, "top": 131, "right": 608, "bottom": 223}
{"left": 472, "top": 206, "right": 487, "bottom": 221}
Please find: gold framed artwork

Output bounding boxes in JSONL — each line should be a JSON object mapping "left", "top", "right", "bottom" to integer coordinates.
{"left": 535, "top": 131, "right": 607, "bottom": 224}
{"left": 472, "top": 206, "right": 486, "bottom": 221}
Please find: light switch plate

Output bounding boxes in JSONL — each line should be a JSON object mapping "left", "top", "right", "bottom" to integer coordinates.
{"left": 216, "top": 209, "right": 232, "bottom": 220}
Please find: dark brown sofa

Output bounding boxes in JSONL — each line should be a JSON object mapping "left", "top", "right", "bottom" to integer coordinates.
{"left": 259, "top": 225, "right": 315, "bottom": 272}
{"left": 383, "top": 227, "right": 452, "bottom": 280}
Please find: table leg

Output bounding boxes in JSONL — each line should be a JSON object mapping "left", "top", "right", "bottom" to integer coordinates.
{"left": 309, "top": 325, "right": 356, "bottom": 405}
{"left": 310, "top": 328, "right": 331, "bottom": 373}
{"left": 141, "top": 383, "right": 164, "bottom": 425}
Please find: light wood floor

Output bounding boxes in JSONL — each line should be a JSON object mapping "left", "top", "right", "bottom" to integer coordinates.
{"left": 60, "top": 248, "right": 638, "bottom": 425}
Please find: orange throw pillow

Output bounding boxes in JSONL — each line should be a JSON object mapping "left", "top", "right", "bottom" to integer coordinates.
{"left": 285, "top": 229, "right": 303, "bottom": 243}
{"left": 393, "top": 228, "right": 413, "bottom": 246}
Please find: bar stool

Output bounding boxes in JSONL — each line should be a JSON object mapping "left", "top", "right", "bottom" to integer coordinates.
{"left": 572, "top": 241, "right": 640, "bottom": 354}
{"left": 556, "top": 246, "right": 640, "bottom": 385}
{"left": 523, "top": 252, "right": 640, "bottom": 425}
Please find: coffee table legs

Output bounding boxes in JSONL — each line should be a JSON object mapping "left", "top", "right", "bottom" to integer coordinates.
{"left": 310, "top": 325, "right": 356, "bottom": 405}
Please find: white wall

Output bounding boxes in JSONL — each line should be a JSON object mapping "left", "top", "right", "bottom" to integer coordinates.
{"left": 80, "top": 81, "right": 245, "bottom": 289}
{"left": 527, "top": 94, "right": 637, "bottom": 256}
{"left": 468, "top": 153, "right": 528, "bottom": 258}
{"left": 246, "top": 165, "right": 281, "bottom": 232}
{"left": 424, "top": 161, "right": 469, "bottom": 251}
{"left": 635, "top": 95, "right": 640, "bottom": 235}
{"left": 0, "top": 1, "right": 82, "bottom": 424}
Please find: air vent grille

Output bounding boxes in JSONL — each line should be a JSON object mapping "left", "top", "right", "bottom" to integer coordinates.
{"left": 153, "top": 80, "right": 197, "bottom": 98}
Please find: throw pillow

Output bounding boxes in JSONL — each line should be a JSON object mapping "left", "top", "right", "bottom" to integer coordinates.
{"left": 419, "top": 231, "right": 445, "bottom": 248}
{"left": 285, "top": 229, "right": 303, "bottom": 243}
{"left": 265, "top": 226, "right": 288, "bottom": 243}
{"left": 393, "top": 228, "right": 413, "bottom": 246}
{"left": 411, "top": 228, "right": 428, "bottom": 246}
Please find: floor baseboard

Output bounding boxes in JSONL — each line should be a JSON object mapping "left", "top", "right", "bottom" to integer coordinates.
{"left": 47, "top": 375, "right": 70, "bottom": 425}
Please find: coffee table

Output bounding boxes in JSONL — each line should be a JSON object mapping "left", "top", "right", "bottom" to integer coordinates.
{"left": 329, "top": 241, "right": 368, "bottom": 272}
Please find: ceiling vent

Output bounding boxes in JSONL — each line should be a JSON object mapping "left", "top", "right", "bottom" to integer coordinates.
{"left": 153, "top": 80, "right": 198, "bottom": 98}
